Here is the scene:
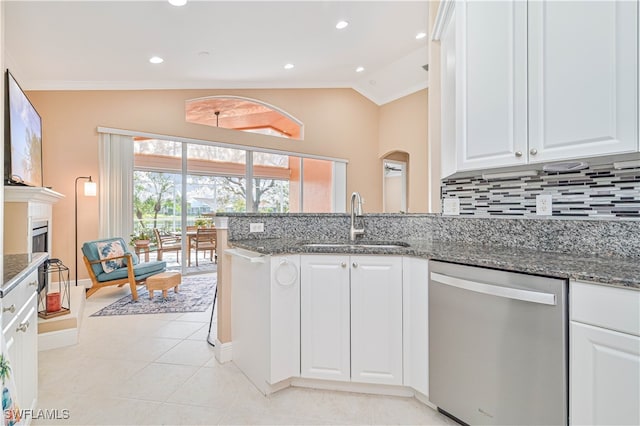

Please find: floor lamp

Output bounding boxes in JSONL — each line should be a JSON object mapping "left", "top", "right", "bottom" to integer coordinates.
{"left": 75, "top": 176, "right": 97, "bottom": 286}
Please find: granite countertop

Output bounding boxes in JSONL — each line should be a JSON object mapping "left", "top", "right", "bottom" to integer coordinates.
{"left": 2, "top": 253, "right": 49, "bottom": 297}
{"left": 228, "top": 238, "right": 640, "bottom": 290}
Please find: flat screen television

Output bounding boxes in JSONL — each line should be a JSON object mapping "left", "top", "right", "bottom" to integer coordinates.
{"left": 4, "top": 69, "right": 43, "bottom": 187}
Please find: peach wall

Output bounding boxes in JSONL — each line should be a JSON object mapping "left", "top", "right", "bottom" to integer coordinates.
{"left": 378, "top": 89, "right": 429, "bottom": 212}
{"left": 26, "top": 88, "right": 383, "bottom": 281}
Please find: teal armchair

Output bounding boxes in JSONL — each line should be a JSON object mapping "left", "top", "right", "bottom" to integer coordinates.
{"left": 82, "top": 237, "right": 166, "bottom": 301}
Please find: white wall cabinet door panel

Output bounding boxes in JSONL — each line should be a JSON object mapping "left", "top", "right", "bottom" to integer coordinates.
{"left": 528, "top": 1, "right": 638, "bottom": 162}
{"left": 300, "top": 255, "right": 351, "bottom": 382}
{"left": 440, "top": 1, "right": 457, "bottom": 179}
{"left": 456, "top": 0, "right": 528, "bottom": 171}
{"left": 571, "top": 321, "right": 640, "bottom": 426}
{"left": 350, "top": 256, "right": 403, "bottom": 386}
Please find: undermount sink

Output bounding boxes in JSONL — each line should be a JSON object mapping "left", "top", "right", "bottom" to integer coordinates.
{"left": 301, "top": 241, "right": 410, "bottom": 249}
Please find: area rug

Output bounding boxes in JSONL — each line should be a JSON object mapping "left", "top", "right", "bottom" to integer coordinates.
{"left": 91, "top": 273, "right": 216, "bottom": 316}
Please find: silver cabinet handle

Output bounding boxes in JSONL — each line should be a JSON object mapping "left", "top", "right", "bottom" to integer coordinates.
{"left": 341, "top": 262, "right": 347, "bottom": 268}
{"left": 352, "top": 262, "right": 358, "bottom": 268}
{"left": 430, "top": 272, "right": 556, "bottom": 305}
{"left": 530, "top": 148, "right": 538, "bottom": 155}
{"left": 16, "top": 321, "right": 30, "bottom": 333}
{"left": 515, "top": 151, "right": 522, "bottom": 157}
{"left": 3, "top": 305, "right": 16, "bottom": 314}
{"left": 29, "top": 281, "right": 38, "bottom": 287}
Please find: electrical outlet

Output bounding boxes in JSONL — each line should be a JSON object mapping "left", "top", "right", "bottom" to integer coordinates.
{"left": 536, "top": 194, "right": 553, "bottom": 216}
{"left": 443, "top": 198, "right": 460, "bottom": 215}
{"left": 249, "top": 222, "right": 264, "bottom": 233}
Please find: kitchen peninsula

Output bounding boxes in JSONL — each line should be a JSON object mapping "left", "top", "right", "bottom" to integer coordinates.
{"left": 213, "top": 213, "right": 640, "bottom": 426}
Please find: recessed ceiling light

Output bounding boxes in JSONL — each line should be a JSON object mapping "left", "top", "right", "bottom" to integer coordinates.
{"left": 415, "top": 32, "right": 427, "bottom": 40}
{"left": 336, "top": 20, "right": 349, "bottom": 30}
{"left": 168, "top": 0, "right": 187, "bottom": 6}
{"left": 284, "top": 63, "right": 294, "bottom": 70}
{"left": 149, "top": 56, "right": 164, "bottom": 64}
{"left": 355, "top": 66, "right": 365, "bottom": 73}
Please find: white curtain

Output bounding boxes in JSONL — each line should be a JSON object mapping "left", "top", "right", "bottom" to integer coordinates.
{"left": 98, "top": 133, "right": 134, "bottom": 240}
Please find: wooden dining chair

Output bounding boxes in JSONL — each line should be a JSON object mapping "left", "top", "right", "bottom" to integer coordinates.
{"left": 153, "top": 228, "right": 181, "bottom": 262}
{"left": 189, "top": 227, "right": 217, "bottom": 266}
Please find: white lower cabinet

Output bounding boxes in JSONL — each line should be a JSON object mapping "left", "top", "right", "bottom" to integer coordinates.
{"left": 300, "top": 255, "right": 403, "bottom": 385}
{"left": 570, "top": 281, "right": 640, "bottom": 426}
{"left": 229, "top": 250, "right": 300, "bottom": 394}
{"left": 2, "top": 270, "right": 39, "bottom": 420}
{"left": 350, "top": 256, "right": 403, "bottom": 385}
{"left": 300, "top": 255, "right": 351, "bottom": 381}
{"left": 402, "top": 257, "right": 429, "bottom": 397}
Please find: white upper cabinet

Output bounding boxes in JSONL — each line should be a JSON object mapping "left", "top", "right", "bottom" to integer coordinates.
{"left": 456, "top": 0, "right": 528, "bottom": 171}
{"left": 438, "top": 0, "right": 639, "bottom": 175}
{"left": 528, "top": 1, "right": 639, "bottom": 162}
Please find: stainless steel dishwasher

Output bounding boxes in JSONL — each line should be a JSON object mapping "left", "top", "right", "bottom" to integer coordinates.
{"left": 429, "top": 260, "right": 568, "bottom": 425}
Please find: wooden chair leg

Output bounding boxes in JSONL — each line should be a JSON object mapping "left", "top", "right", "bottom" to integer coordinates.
{"left": 86, "top": 286, "right": 99, "bottom": 298}
{"left": 157, "top": 249, "right": 163, "bottom": 261}
{"left": 129, "top": 281, "right": 139, "bottom": 301}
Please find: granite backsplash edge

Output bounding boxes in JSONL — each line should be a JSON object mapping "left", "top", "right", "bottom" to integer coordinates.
{"left": 218, "top": 213, "right": 640, "bottom": 258}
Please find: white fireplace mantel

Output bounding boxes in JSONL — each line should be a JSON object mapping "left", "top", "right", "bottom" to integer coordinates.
{"left": 4, "top": 186, "right": 65, "bottom": 204}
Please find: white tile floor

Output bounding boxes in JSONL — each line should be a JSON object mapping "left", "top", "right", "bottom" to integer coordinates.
{"left": 36, "top": 279, "right": 455, "bottom": 426}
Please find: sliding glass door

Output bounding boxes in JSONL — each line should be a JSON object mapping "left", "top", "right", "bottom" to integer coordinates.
{"left": 133, "top": 137, "right": 345, "bottom": 275}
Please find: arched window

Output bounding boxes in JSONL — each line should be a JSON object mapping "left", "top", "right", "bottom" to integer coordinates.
{"left": 185, "top": 96, "right": 303, "bottom": 140}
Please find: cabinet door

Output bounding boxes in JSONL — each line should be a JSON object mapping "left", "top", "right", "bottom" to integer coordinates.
{"left": 230, "top": 254, "right": 270, "bottom": 393}
{"left": 350, "top": 256, "right": 403, "bottom": 385}
{"left": 300, "top": 255, "right": 350, "bottom": 381}
{"left": 269, "top": 255, "right": 300, "bottom": 384}
{"left": 440, "top": 1, "right": 457, "bottom": 179}
{"left": 456, "top": 0, "right": 528, "bottom": 171}
{"left": 19, "top": 294, "right": 38, "bottom": 412}
{"left": 3, "top": 291, "right": 38, "bottom": 416}
{"left": 529, "top": 1, "right": 638, "bottom": 162}
{"left": 571, "top": 321, "right": 640, "bottom": 425}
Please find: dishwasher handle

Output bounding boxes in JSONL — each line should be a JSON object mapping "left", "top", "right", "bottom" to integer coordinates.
{"left": 430, "top": 272, "right": 556, "bottom": 306}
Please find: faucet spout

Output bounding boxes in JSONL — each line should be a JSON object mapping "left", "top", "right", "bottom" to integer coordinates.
{"left": 350, "top": 192, "right": 365, "bottom": 241}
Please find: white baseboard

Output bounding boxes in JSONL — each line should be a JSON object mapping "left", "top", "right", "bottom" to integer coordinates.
{"left": 39, "top": 328, "right": 79, "bottom": 351}
{"left": 290, "top": 377, "right": 415, "bottom": 398}
{"left": 76, "top": 278, "right": 92, "bottom": 289}
{"left": 213, "top": 339, "right": 232, "bottom": 363}
{"left": 414, "top": 390, "right": 436, "bottom": 409}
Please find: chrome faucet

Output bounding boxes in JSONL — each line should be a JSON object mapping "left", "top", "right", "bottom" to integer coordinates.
{"left": 350, "top": 192, "right": 365, "bottom": 241}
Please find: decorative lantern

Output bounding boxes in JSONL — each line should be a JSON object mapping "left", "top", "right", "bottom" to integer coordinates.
{"left": 38, "top": 259, "right": 70, "bottom": 319}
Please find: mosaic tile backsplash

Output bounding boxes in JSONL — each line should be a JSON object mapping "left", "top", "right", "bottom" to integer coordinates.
{"left": 441, "top": 161, "right": 640, "bottom": 218}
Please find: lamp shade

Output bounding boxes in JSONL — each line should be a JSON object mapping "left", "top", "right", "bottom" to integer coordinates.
{"left": 84, "top": 181, "right": 97, "bottom": 197}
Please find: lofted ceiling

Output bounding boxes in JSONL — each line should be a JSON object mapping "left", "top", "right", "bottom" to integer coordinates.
{"left": 4, "top": 0, "right": 429, "bottom": 106}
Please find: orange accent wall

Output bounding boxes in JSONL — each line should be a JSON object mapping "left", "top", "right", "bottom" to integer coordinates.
{"left": 302, "top": 158, "right": 333, "bottom": 212}
{"left": 288, "top": 157, "right": 301, "bottom": 213}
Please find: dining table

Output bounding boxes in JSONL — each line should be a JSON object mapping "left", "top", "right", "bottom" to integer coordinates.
{"left": 171, "top": 227, "right": 216, "bottom": 264}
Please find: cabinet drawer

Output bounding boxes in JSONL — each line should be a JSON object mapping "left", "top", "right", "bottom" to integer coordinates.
{"left": 2, "top": 270, "right": 39, "bottom": 331}
{"left": 571, "top": 281, "right": 640, "bottom": 336}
